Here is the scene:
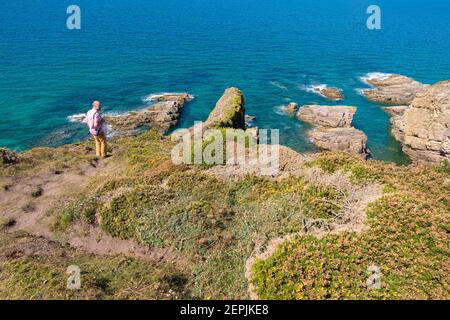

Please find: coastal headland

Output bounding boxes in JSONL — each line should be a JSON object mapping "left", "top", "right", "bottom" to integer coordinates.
{"left": 0, "top": 76, "right": 449, "bottom": 299}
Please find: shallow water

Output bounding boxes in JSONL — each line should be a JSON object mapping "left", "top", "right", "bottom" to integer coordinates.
{"left": 1, "top": 0, "right": 449, "bottom": 164}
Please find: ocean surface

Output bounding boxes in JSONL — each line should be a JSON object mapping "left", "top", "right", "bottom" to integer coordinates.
{"left": 1, "top": 0, "right": 449, "bottom": 163}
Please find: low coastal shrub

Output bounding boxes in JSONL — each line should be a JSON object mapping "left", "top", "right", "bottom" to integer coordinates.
{"left": 0, "top": 148, "right": 19, "bottom": 165}
{"left": 252, "top": 154, "right": 450, "bottom": 299}
{"left": 0, "top": 232, "right": 190, "bottom": 299}
{"left": 55, "top": 196, "right": 99, "bottom": 230}
{"left": 3, "top": 131, "right": 448, "bottom": 299}
{"left": 306, "top": 152, "right": 382, "bottom": 184}
{"left": 188, "top": 128, "right": 256, "bottom": 167}
{"left": 62, "top": 162, "right": 345, "bottom": 298}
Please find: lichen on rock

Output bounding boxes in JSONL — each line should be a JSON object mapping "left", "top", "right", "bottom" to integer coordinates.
{"left": 205, "top": 87, "right": 246, "bottom": 129}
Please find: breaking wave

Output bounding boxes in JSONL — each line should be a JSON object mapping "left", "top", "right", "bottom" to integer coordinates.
{"left": 142, "top": 92, "right": 195, "bottom": 103}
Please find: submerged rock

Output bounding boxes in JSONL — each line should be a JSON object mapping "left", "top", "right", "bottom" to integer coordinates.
{"left": 362, "top": 74, "right": 427, "bottom": 105}
{"left": 281, "top": 102, "right": 299, "bottom": 116}
{"left": 298, "top": 105, "right": 356, "bottom": 128}
{"left": 205, "top": 87, "right": 246, "bottom": 129}
{"left": 384, "top": 81, "right": 450, "bottom": 163}
{"left": 105, "top": 93, "right": 192, "bottom": 134}
{"left": 309, "top": 127, "right": 369, "bottom": 158}
{"left": 315, "top": 87, "right": 344, "bottom": 101}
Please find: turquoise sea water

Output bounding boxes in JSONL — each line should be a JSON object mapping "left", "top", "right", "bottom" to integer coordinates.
{"left": 1, "top": 0, "right": 449, "bottom": 163}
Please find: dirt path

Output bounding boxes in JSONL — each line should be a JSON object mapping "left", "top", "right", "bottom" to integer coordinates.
{"left": 0, "top": 156, "right": 174, "bottom": 264}
{"left": 1, "top": 160, "right": 99, "bottom": 237}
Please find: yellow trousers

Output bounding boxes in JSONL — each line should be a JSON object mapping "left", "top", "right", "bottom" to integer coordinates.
{"left": 93, "top": 133, "right": 107, "bottom": 157}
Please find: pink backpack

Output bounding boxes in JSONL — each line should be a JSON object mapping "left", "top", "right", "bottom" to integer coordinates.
{"left": 87, "top": 110, "right": 102, "bottom": 136}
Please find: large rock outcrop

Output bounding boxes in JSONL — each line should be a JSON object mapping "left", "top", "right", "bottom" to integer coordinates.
{"left": 362, "top": 74, "right": 427, "bottom": 105}
{"left": 298, "top": 105, "right": 356, "bottom": 128}
{"left": 205, "top": 87, "right": 246, "bottom": 129}
{"left": 187, "top": 87, "right": 249, "bottom": 139}
{"left": 297, "top": 105, "right": 369, "bottom": 158}
{"left": 385, "top": 81, "right": 450, "bottom": 163}
{"left": 105, "top": 93, "right": 192, "bottom": 134}
{"left": 309, "top": 127, "right": 368, "bottom": 157}
{"left": 186, "top": 87, "right": 256, "bottom": 143}
{"left": 181, "top": 88, "right": 267, "bottom": 173}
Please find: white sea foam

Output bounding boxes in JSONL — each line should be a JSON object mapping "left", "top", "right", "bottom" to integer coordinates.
{"left": 355, "top": 88, "right": 368, "bottom": 96}
{"left": 359, "top": 72, "right": 392, "bottom": 85}
{"left": 270, "top": 81, "right": 288, "bottom": 91}
{"left": 142, "top": 92, "right": 195, "bottom": 103}
{"left": 67, "top": 111, "right": 127, "bottom": 124}
{"left": 67, "top": 113, "right": 87, "bottom": 123}
{"left": 245, "top": 115, "right": 255, "bottom": 128}
{"left": 104, "top": 124, "right": 115, "bottom": 138}
{"left": 356, "top": 72, "right": 393, "bottom": 95}
{"left": 274, "top": 105, "right": 288, "bottom": 116}
{"left": 301, "top": 84, "right": 328, "bottom": 93}
{"left": 300, "top": 83, "right": 337, "bottom": 99}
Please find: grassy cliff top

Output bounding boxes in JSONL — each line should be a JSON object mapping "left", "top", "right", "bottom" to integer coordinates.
{"left": 0, "top": 130, "right": 449, "bottom": 299}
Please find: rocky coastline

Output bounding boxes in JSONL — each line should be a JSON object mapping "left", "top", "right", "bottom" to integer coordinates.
{"left": 105, "top": 93, "right": 193, "bottom": 135}
{"left": 361, "top": 73, "right": 427, "bottom": 105}
{"left": 4, "top": 73, "right": 450, "bottom": 166}
{"left": 382, "top": 81, "right": 450, "bottom": 163}
{"left": 1, "top": 81, "right": 449, "bottom": 300}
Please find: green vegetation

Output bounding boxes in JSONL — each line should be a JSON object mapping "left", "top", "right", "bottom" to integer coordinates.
{"left": 1, "top": 132, "right": 448, "bottom": 300}
{"left": 190, "top": 128, "right": 256, "bottom": 167}
{"left": 57, "top": 168, "right": 344, "bottom": 298}
{"left": 209, "top": 89, "right": 245, "bottom": 128}
{"left": 0, "top": 232, "right": 189, "bottom": 300}
{"left": 0, "top": 144, "right": 96, "bottom": 179}
{"left": 306, "top": 152, "right": 382, "bottom": 184}
{"left": 46, "top": 132, "right": 345, "bottom": 298}
{"left": 252, "top": 153, "right": 449, "bottom": 299}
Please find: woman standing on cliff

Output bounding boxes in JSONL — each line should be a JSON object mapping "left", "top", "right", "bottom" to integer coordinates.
{"left": 86, "top": 101, "right": 107, "bottom": 158}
